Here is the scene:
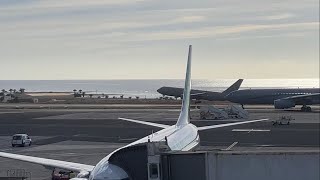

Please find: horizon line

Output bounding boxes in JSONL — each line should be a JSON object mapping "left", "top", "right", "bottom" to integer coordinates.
{"left": 0, "top": 78, "right": 319, "bottom": 81}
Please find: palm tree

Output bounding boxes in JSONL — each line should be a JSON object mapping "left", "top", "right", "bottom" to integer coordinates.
{"left": 0, "top": 89, "right": 5, "bottom": 97}
{"left": 19, "top": 88, "right": 25, "bottom": 93}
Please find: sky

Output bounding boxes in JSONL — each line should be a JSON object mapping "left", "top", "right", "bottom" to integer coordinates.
{"left": 0, "top": 0, "right": 319, "bottom": 80}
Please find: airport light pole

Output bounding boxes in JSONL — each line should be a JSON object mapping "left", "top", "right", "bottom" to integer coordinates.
{"left": 145, "top": 91, "right": 148, "bottom": 99}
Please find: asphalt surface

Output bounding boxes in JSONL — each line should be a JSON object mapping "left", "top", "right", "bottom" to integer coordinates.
{"left": 0, "top": 107, "right": 319, "bottom": 147}
{"left": 0, "top": 106, "right": 319, "bottom": 179}
{"left": 0, "top": 140, "right": 123, "bottom": 180}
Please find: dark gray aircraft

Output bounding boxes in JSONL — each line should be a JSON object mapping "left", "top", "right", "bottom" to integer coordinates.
{"left": 226, "top": 88, "right": 320, "bottom": 111}
{"left": 157, "top": 79, "right": 243, "bottom": 101}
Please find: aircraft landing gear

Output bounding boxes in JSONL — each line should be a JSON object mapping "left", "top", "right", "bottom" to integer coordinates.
{"left": 301, "top": 105, "right": 312, "bottom": 112}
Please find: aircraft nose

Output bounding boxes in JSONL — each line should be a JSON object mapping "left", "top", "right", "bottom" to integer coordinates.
{"left": 157, "top": 87, "right": 164, "bottom": 94}
{"left": 89, "top": 161, "right": 129, "bottom": 180}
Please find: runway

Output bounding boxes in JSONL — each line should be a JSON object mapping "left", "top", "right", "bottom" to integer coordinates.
{"left": 0, "top": 107, "right": 319, "bottom": 147}
{"left": 0, "top": 106, "right": 319, "bottom": 179}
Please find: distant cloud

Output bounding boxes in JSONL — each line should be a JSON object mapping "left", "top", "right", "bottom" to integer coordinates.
{"left": 0, "top": 0, "right": 152, "bottom": 18}
{"left": 124, "top": 22, "right": 319, "bottom": 41}
{"left": 1, "top": 0, "right": 149, "bottom": 9}
{"left": 0, "top": 0, "right": 318, "bottom": 79}
{"left": 264, "top": 13, "right": 295, "bottom": 20}
{"left": 224, "top": 32, "right": 310, "bottom": 41}
{"left": 174, "top": 15, "right": 206, "bottom": 23}
{"left": 0, "top": 14, "right": 207, "bottom": 39}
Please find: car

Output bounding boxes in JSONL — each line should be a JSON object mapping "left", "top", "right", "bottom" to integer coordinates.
{"left": 12, "top": 134, "right": 32, "bottom": 147}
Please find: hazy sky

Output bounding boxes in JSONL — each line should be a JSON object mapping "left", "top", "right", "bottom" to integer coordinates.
{"left": 0, "top": 0, "right": 319, "bottom": 80}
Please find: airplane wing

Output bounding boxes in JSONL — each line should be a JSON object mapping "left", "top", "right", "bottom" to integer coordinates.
{"left": 118, "top": 118, "right": 170, "bottom": 129}
{"left": 0, "top": 152, "right": 94, "bottom": 173}
{"left": 197, "top": 118, "right": 269, "bottom": 131}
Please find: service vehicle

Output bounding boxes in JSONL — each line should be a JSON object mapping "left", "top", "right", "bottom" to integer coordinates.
{"left": 52, "top": 169, "right": 76, "bottom": 180}
{"left": 12, "top": 134, "right": 32, "bottom": 147}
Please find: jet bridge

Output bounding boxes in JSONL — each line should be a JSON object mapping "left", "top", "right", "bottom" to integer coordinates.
{"left": 107, "top": 141, "right": 170, "bottom": 180}
{"left": 105, "top": 142, "right": 319, "bottom": 180}
{"left": 108, "top": 144, "right": 148, "bottom": 180}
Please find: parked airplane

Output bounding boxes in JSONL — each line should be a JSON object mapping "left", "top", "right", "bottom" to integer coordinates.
{"left": 226, "top": 88, "right": 320, "bottom": 111}
{"left": 157, "top": 79, "right": 243, "bottom": 101}
{"left": 0, "top": 45, "right": 268, "bottom": 180}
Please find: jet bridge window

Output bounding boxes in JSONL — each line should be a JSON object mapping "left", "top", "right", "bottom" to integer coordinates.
{"left": 149, "top": 163, "right": 159, "bottom": 178}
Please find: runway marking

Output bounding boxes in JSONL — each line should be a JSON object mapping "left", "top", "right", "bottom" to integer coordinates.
{"left": 197, "top": 120, "right": 244, "bottom": 122}
{"left": 36, "top": 116, "right": 110, "bottom": 119}
{"left": 168, "top": 109, "right": 198, "bottom": 112}
{"left": 0, "top": 112, "right": 24, "bottom": 114}
{"left": 223, "top": 142, "right": 238, "bottom": 151}
{"left": 44, "top": 153, "right": 108, "bottom": 157}
{"left": 0, "top": 148, "right": 12, "bottom": 152}
{"left": 232, "top": 129, "right": 271, "bottom": 133}
{"left": 119, "top": 138, "right": 139, "bottom": 141}
{"left": 257, "top": 145, "right": 275, "bottom": 147}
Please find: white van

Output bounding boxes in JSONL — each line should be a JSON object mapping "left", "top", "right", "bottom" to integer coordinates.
{"left": 12, "top": 134, "right": 32, "bottom": 147}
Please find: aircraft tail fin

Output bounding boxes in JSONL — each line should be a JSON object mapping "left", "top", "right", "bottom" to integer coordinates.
{"left": 176, "top": 45, "right": 192, "bottom": 127}
{"left": 222, "top": 79, "right": 243, "bottom": 95}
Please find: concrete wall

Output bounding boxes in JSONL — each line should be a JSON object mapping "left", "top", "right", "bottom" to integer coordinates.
{"left": 163, "top": 153, "right": 206, "bottom": 180}
{"left": 208, "top": 153, "right": 320, "bottom": 180}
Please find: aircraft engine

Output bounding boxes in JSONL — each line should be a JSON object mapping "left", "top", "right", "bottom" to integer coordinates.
{"left": 274, "top": 99, "right": 295, "bottom": 109}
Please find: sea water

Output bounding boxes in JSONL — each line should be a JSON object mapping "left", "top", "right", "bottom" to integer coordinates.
{"left": 0, "top": 79, "right": 319, "bottom": 98}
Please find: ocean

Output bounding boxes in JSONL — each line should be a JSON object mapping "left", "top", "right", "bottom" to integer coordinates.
{"left": 0, "top": 79, "right": 319, "bottom": 98}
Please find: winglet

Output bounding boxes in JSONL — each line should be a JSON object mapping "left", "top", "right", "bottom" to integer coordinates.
{"left": 176, "top": 45, "right": 192, "bottom": 127}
